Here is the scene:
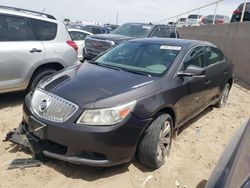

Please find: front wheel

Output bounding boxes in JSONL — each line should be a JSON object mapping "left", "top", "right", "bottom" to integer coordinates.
{"left": 215, "top": 83, "right": 231, "bottom": 108}
{"left": 137, "top": 114, "right": 173, "bottom": 169}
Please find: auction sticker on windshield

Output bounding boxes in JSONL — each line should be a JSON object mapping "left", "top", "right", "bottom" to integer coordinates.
{"left": 160, "top": 45, "right": 182, "bottom": 51}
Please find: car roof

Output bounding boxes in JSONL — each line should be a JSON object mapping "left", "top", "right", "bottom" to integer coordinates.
{"left": 0, "top": 6, "right": 58, "bottom": 23}
{"left": 129, "top": 38, "right": 215, "bottom": 48}
{"left": 67, "top": 28, "right": 93, "bottom": 35}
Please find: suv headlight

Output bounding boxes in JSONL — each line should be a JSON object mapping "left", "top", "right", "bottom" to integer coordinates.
{"left": 76, "top": 101, "right": 136, "bottom": 126}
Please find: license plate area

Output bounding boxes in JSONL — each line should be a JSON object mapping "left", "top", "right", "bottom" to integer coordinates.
{"left": 28, "top": 116, "right": 47, "bottom": 140}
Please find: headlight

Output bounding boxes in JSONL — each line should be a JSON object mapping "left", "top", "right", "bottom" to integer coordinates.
{"left": 76, "top": 101, "right": 136, "bottom": 126}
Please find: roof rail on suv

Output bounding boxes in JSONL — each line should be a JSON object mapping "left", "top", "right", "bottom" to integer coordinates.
{"left": 0, "top": 5, "right": 56, "bottom": 20}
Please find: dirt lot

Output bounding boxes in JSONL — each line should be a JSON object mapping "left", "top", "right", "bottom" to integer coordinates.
{"left": 0, "top": 84, "right": 249, "bottom": 188}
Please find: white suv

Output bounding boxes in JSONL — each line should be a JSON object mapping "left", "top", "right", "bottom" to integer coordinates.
{"left": 186, "top": 14, "right": 205, "bottom": 26}
{"left": 0, "top": 6, "right": 79, "bottom": 94}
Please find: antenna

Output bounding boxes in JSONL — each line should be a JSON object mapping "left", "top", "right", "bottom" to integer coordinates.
{"left": 41, "top": 8, "right": 46, "bottom": 14}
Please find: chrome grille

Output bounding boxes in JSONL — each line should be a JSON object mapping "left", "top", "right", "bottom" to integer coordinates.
{"left": 85, "top": 38, "right": 113, "bottom": 55}
{"left": 30, "top": 89, "right": 79, "bottom": 122}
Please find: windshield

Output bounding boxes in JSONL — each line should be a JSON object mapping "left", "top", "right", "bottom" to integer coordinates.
{"left": 112, "top": 23, "right": 154, "bottom": 38}
{"left": 93, "top": 41, "right": 181, "bottom": 76}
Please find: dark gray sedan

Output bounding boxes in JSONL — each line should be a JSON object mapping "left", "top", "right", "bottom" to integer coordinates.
{"left": 8, "top": 38, "right": 234, "bottom": 169}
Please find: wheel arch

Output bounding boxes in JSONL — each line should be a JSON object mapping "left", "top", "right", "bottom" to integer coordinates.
{"left": 27, "top": 62, "right": 65, "bottom": 89}
{"left": 157, "top": 107, "right": 176, "bottom": 128}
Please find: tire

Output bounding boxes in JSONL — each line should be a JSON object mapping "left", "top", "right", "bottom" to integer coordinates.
{"left": 214, "top": 83, "right": 231, "bottom": 108}
{"left": 137, "top": 113, "right": 173, "bottom": 169}
{"left": 27, "top": 68, "right": 57, "bottom": 92}
{"left": 82, "top": 48, "right": 86, "bottom": 62}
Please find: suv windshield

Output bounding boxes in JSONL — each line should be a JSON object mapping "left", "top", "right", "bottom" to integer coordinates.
{"left": 188, "top": 15, "right": 199, "bottom": 19}
{"left": 112, "top": 23, "right": 154, "bottom": 38}
{"left": 93, "top": 41, "right": 181, "bottom": 76}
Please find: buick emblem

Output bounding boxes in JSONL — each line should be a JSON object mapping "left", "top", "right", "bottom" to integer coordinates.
{"left": 39, "top": 98, "right": 50, "bottom": 113}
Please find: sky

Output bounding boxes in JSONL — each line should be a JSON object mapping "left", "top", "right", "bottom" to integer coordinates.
{"left": 1, "top": 0, "right": 245, "bottom": 24}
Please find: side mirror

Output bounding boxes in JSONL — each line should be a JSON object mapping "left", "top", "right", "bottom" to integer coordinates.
{"left": 177, "top": 65, "right": 205, "bottom": 78}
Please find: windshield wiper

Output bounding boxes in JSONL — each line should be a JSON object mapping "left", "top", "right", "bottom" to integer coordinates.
{"left": 91, "top": 62, "right": 123, "bottom": 71}
{"left": 121, "top": 68, "right": 152, "bottom": 77}
{"left": 90, "top": 62, "right": 152, "bottom": 77}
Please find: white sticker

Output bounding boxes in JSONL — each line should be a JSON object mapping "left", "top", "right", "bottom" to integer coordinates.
{"left": 160, "top": 45, "right": 182, "bottom": 51}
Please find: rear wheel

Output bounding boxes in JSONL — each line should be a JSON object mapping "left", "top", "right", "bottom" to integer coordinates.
{"left": 27, "top": 68, "right": 57, "bottom": 92}
{"left": 137, "top": 114, "right": 173, "bottom": 169}
{"left": 215, "top": 83, "right": 231, "bottom": 108}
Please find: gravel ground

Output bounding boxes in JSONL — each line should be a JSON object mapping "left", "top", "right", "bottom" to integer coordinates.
{"left": 0, "top": 84, "right": 249, "bottom": 188}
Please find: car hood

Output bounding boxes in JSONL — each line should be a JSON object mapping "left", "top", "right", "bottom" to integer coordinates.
{"left": 40, "top": 63, "right": 161, "bottom": 108}
{"left": 88, "top": 34, "right": 134, "bottom": 43}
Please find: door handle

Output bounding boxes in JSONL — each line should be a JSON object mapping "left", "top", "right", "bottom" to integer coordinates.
{"left": 30, "top": 48, "right": 42, "bottom": 53}
{"left": 205, "top": 80, "right": 211, "bottom": 85}
{"left": 224, "top": 71, "right": 229, "bottom": 75}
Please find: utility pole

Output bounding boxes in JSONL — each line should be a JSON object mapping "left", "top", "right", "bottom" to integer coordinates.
{"left": 116, "top": 12, "right": 119, "bottom": 25}
{"left": 213, "top": 2, "right": 218, "bottom": 24}
{"left": 240, "top": 0, "right": 247, "bottom": 22}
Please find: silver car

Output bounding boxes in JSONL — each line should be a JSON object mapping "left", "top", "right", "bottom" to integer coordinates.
{"left": 0, "top": 6, "right": 79, "bottom": 94}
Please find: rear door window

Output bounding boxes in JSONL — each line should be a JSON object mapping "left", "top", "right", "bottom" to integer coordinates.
{"left": 206, "top": 47, "right": 225, "bottom": 66}
{"left": 30, "top": 19, "right": 57, "bottom": 41}
{"left": 151, "top": 27, "right": 164, "bottom": 38}
{"left": 181, "top": 46, "right": 205, "bottom": 71}
{"left": 163, "top": 27, "right": 172, "bottom": 38}
{"left": 0, "top": 14, "right": 35, "bottom": 41}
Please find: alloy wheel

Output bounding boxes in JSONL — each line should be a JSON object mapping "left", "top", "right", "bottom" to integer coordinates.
{"left": 220, "top": 85, "right": 230, "bottom": 106}
{"left": 157, "top": 120, "right": 171, "bottom": 161}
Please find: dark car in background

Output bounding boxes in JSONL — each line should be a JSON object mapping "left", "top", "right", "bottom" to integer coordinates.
{"left": 206, "top": 119, "right": 250, "bottom": 188}
{"left": 231, "top": 2, "right": 250, "bottom": 22}
{"left": 204, "top": 15, "right": 230, "bottom": 25}
{"left": 104, "top": 24, "right": 119, "bottom": 31}
{"left": 84, "top": 23, "right": 179, "bottom": 60}
{"left": 9, "top": 38, "right": 234, "bottom": 169}
{"left": 67, "top": 24, "right": 110, "bottom": 34}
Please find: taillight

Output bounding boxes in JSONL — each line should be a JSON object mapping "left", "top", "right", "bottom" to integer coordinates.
{"left": 200, "top": 17, "right": 205, "bottom": 24}
{"left": 217, "top": 19, "right": 224, "bottom": 24}
{"left": 67, "top": 40, "right": 78, "bottom": 52}
{"left": 233, "top": 9, "right": 241, "bottom": 14}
